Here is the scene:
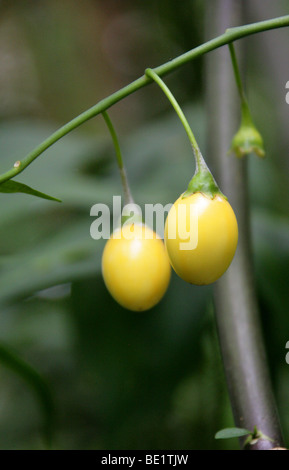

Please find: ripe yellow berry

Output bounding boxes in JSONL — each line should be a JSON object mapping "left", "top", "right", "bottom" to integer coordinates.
{"left": 164, "top": 192, "right": 238, "bottom": 285}
{"left": 102, "top": 223, "right": 171, "bottom": 311}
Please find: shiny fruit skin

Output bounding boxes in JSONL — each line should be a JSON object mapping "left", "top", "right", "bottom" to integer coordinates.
{"left": 164, "top": 192, "right": 238, "bottom": 285}
{"left": 102, "top": 223, "right": 171, "bottom": 311}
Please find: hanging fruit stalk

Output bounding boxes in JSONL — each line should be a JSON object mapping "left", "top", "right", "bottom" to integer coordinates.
{"left": 101, "top": 111, "right": 171, "bottom": 312}
{"left": 145, "top": 68, "right": 238, "bottom": 285}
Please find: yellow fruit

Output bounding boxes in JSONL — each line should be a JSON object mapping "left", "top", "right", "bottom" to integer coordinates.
{"left": 164, "top": 192, "right": 238, "bottom": 285}
{"left": 102, "top": 223, "right": 171, "bottom": 311}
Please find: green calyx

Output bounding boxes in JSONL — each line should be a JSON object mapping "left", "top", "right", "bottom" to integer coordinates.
{"left": 182, "top": 147, "right": 226, "bottom": 200}
{"left": 229, "top": 102, "right": 265, "bottom": 158}
{"left": 182, "top": 167, "right": 226, "bottom": 200}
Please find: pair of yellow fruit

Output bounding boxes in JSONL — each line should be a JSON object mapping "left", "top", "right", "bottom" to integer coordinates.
{"left": 102, "top": 192, "right": 238, "bottom": 311}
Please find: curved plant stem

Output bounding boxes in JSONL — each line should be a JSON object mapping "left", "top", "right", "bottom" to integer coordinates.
{"left": 102, "top": 111, "right": 134, "bottom": 205}
{"left": 0, "top": 15, "right": 289, "bottom": 183}
{"left": 145, "top": 68, "right": 207, "bottom": 173}
{"left": 145, "top": 69, "right": 199, "bottom": 152}
{"left": 144, "top": 68, "right": 224, "bottom": 199}
{"left": 102, "top": 111, "right": 124, "bottom": 171}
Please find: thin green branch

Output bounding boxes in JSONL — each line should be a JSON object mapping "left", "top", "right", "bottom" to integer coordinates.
{"left": 102, "top": 111, "right": 134, "bottom": 205}
{"left": 0, "top": 14, "right": 289, "bottom": 184}
{"left": 228, "top": 43, "right": 246, "bottom": 103}
{"left": 102, "top": 111, "right": 124, "bottom": 171}
{"left": 145, "top": 68, "right": 208, "bottom": 173}
{"left": 228, "top": 43, "right": 253, "bottom": 124}
{"left": 145, "top": 68, "right": 200, "bottom": 152}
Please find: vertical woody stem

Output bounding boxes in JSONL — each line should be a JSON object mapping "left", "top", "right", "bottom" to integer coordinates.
{"left": 205, "top": 0, "right": 283, "bottom": 449}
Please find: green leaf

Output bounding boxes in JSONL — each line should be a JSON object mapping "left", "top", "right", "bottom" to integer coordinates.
{"left": 0, "top": 221, "right": 104, "bottom": 306}
{"left": 0, "top": 180, "right": 61, "bottom": 202}
{"left": 215, "top": 427, "right": 252, "bottom": 440}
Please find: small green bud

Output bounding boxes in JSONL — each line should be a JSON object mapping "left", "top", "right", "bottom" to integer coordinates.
{"left": 229, "top": 122, "right": 265, "bottom": 158}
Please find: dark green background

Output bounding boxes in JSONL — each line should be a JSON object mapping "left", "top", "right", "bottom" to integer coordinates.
{"left": 0, "top": 0, "right": 288, "bottom": 450}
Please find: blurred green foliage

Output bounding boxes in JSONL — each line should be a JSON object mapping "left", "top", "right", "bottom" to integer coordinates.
{"left": 0, "top": 0, "right": 288, "bottom": 450}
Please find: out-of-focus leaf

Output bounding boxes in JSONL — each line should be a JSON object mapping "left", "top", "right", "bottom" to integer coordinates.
{"left": 68, "top": 273, "right": 236, "bottom": 449}
{"left": 0, "top": 342, "right": 54, "bottom": 447}
{"left": 0, "top": 221, "right": 104, "bottom": 306}
{"left": 252, "top": 209, "right": 289, "bottom": 321}
{"left": 0, "top": 180, "right": 61, "bottom": 202}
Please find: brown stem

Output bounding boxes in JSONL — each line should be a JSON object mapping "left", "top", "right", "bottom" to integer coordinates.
{"left": 205, "top": 0, "right": 284, "bottom": 450}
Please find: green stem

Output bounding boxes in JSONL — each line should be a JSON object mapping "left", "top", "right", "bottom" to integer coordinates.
{"left": 228, "top": 42, "right": 253, "bottom": 125}
{"left": 144, "top": 68, "right": 207, "bottom": 172}
{"left": 0, "top": 14, "right": 289, "bottom": 183}
{"left": 102, "top": 111, "right": 134, "bottom": 205}
{"left": 102, "top": 111, "right": 124, "bottom": 171}
{"left": 145, "top": 69, "right": 222, "bottom": 198}
{"left": 145, "top": 69, "right": 199, "bottom": 151}
{"left": 144, "top": 68, "right": 223, "bottom": 198}
{"left": 228, "top": 42, "right": 246, "bottom": 103}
